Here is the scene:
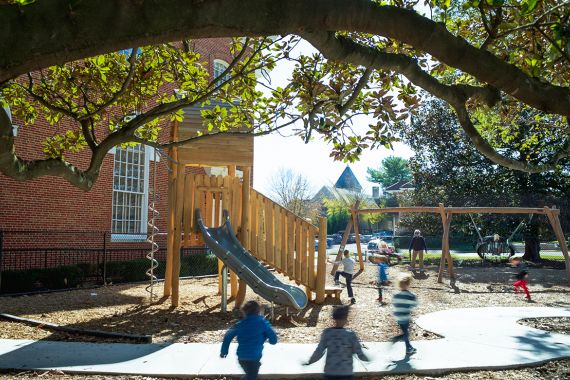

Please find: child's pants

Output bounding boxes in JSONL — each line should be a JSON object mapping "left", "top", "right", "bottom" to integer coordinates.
{"left": 393, "top": 321, "right": 413, "bottom": 351}
{"left": 514, "top": 280, "right": 531, "bottom": 299}
{"left": 411, "top": 250, "right": 424, "bottom": 269}
{"left": 334, "top": 271, "right": 354, "bottom": 298}
{"left": 239, "top": 360, "right": 261, "bottom": 380}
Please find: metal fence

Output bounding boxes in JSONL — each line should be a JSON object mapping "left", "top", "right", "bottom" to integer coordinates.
{"left": 0, "top": 230, "right": 218, "bottom": 294}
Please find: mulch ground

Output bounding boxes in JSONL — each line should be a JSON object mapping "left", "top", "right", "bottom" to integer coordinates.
{"left": 0, "top": 262, "right": 569, "bottom": 379}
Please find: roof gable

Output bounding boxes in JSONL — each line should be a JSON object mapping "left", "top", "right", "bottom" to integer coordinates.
{"left": 334, "top": 166, "right": 362, "bottom": 191}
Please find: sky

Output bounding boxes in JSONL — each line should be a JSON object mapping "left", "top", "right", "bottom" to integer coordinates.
{"left": 252, "top": 41, "right": 413, "bottom": 197}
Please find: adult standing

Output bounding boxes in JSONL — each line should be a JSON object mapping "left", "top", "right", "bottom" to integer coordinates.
{"left": 408, "top": 229, "right": 427, "bottom": 272}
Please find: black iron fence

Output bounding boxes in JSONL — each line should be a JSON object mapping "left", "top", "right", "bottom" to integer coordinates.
{"left": 0, "top": 230, "right": 218, "bottom": 295}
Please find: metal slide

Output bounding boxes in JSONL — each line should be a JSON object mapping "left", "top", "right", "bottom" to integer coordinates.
{"left": 195, "top": 209, "right": 308, "bottom": 310}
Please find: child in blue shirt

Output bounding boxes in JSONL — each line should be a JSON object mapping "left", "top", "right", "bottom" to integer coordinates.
{"left": 369, "top": 255, "right": 390, "bottom": 304}
{"left": 220, "top": 301, "right": 278, "bottom": 380}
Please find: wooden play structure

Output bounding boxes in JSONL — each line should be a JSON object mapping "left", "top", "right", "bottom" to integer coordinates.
{"left": 345, "top": 203, "right": 570, "bottom": 282}
{"left": 161, "top": 119, "right": 330, "bottom": 308}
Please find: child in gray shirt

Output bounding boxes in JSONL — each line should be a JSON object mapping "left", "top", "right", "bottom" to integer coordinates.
{"left": 305, "top": 306, "right": 369, "bottom": 379}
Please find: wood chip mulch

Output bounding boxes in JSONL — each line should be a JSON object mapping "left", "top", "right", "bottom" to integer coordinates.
{"left": 0, "top": 262, "right": 569, "bottom": 379}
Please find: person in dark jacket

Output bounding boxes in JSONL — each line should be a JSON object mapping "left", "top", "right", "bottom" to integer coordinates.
{"left": 220, "top": 301, "right": 278, "bottom": 380}
{"left": 408, "top": 229, "right": 427, "bottom": 272}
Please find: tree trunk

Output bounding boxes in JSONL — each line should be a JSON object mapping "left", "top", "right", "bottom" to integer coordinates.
{"left": 522, "top": 221, "right": 541, "bottom": 262}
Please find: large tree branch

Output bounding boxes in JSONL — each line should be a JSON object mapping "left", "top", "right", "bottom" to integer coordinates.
{"left": 302, "top": 31, "right": 569, "bottom": 172}
{"left": 0, "top": 0, "right": 569, "bottom": 117}
{"left": 452, "top": 104, "right": 569, "bottom": 173}
{"left": 0, "top": 108, "right": 101, "bottom": 190}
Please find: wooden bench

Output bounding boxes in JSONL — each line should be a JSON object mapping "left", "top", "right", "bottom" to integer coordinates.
{"left": 325, "top": 286, "right": 343, "bottom": 299}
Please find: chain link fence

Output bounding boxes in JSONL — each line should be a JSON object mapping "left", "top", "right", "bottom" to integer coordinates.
{"left": 0, "top": 230, "right": 218, "bottom": 295}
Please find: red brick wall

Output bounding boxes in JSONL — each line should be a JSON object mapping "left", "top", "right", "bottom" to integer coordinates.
{"left": 0, "top": 38, "right": 235, "bottom": 242}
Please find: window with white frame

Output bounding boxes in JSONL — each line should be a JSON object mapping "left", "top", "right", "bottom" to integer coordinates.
{"left": 213, "top": 60, "right": 231, "bottom": 85}
{"left": 111, "top": 144, "right": 149, "bottom": 240}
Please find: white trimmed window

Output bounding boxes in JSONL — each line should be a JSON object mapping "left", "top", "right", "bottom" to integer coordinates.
{"left": 111, "top": 144, "right": 149, "bottom": 241}
{"left": 213, "top": 59, "right": 231, "bottom": 85}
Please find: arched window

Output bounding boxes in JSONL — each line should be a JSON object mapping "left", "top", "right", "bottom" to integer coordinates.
{"left": 213, "top": 59, "right": 231, "bottom": 85}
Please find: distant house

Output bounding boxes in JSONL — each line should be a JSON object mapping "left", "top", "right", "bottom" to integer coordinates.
{"left": 312, "top": 166, "right": 386, "bottom": 233}
{"left": 384, "top": 180, "right": 415, "bottom": 194}
{"left": 313, "top": 166, "right": 366, "bottom": 203}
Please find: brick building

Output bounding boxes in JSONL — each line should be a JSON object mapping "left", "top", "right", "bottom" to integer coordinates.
{"left": 0, "top": 38, "right": 243, "bottom": 285}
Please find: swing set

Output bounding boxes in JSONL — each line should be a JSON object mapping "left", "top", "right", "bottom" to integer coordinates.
{"left": 334, "top": 203, "right": 570, "bottom": 282}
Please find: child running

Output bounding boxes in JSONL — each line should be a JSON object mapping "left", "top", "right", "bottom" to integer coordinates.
{"left": 510, "top": 257, "right": 531, "bottom": 301}
{"left": 390, "top": 274, "right": 418, "bottom": 355}
{"left": 369, "top": 255, "right": 390, "bottom": 304}
{"left": 220, "top": 300, "right": 278, "bottom": 380}
{"left": 331, "top": 250, "right": 356, "bottom": 304}
{"left": 305, "top": 305, "right": 370, "bottom": 379}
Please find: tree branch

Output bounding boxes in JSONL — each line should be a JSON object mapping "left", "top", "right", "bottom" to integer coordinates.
{"left": 0, "top": 0, "right": 569, "bottom": 117}
{"left": 302, "top": 31, "right": 568, "bottom": 173}
{"left": 338, "top": 67, "right": 371, "bottom": 115}
{"left": 82, "top": 47, "right": 139, "bottom": 120}
{"left": 0, "top": 107, "right": 102, "bottom": 190}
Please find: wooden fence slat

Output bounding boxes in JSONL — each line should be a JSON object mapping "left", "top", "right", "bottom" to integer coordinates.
{"left": 265, "top": 200, "right": 274, "bottom": 266}
{"left": 204, "top": 176, "right": 213, "bottom": 228}
{"left": 250, "top": 191, "right": 258, "bottom": 256}
{"left": 287, "top": 213, "right": 295, "bottom": 278}
{"left": 295, "top": 218, "right": 302, "bottom": 283}
{"left": 282, "top": 211, "right": 289, "bottom": 273}
{"left": 300, "top": 224, "right": 308, "bottom": 286}
{"left": 257, "top": 194, "right": 266, "bottom": 261}
{"left": 274, "top": 208, "right": 282, "bottom": 271}
{"left": 183, "top": 173, "right": 194, "bottom": 247}
{"left": 193, "top": 175, "right": 205, "bottom": 246}
{"left": 308, "top": 226, "right": 316, "bottom": 289}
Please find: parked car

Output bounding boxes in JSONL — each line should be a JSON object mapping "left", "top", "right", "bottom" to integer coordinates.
{"left": 361, "top": 234, "right": 373, "bottom": 243}
{"left": 315, "top": 238, "right": 334, "bottom": 250}
{"left": 347, "top": 233, "right": 362, "bottom": 244}
{"left": 331, "top": 234, "right": 343, "bottom": 244}
{"left": 367, "top": 239, "right": 402, "bottom": 263}
{"left": 374, "top": 230, "right": 394, "bottom": 238}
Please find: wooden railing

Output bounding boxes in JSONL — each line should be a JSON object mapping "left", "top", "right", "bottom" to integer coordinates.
{"left": 248, "top": 189, "right": 320, "bottom": 292}
{"left": 176, "top": 173, "right": 327, "bottom": 302}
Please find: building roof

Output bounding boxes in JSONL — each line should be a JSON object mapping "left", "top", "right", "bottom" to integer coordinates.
{"left": 384, "top": 180, "right": 415, "bottom": 193}
{"left": 334, "top": 166, "right": 362, "bottom": 191}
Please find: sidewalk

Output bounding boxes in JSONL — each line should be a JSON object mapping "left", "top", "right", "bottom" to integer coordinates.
{"left": 0, "top": 307, "right": 568, "bottom": 377}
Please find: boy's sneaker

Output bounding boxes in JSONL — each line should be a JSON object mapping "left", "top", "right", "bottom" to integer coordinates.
{"left": 406, "top": 348, "right": 417, "bottom": 355}
{"left": 419, "top": 268, "right": 425, "bottom": 273}
{"left": 334, "top": 280, "right": 340, "bottom": 286}
{"left": 350, "top": 298, "right": 356, "bottom": 304}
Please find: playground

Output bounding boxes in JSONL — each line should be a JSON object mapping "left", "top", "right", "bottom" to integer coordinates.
{"left": 0, "top": 120, "right": 568, "bottom": 380}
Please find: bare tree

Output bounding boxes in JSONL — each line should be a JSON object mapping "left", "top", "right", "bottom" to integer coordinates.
{"left": 269, "top": 168, "right": 319, "bottom": 221}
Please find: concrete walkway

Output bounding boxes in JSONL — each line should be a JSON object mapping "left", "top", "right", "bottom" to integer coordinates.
{"left": 0, "top": 307, "right": 568, "bottom": 377}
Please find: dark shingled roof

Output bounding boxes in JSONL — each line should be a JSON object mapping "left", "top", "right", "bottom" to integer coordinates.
{"left": 334, "top": 166, "right": 362, "bottom": 191}
{"left": 384, "top": 180, "right": 415, "bottom": 192}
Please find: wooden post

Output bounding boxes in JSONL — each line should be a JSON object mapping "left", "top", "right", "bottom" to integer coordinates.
{"left": 330, "top": 200, "right": 360, "bottom": 275}
{"left": 351, "top": 208, "right": 364, "bottom": 271}
{"left": 437, "top": 204, "right": 454, "bottom": 283}
{"left": 164, "top": 121, "right": 179, "bottom": 297}
{"left": 227, "top": 165, "right": 238, "bottom": 298}
{"left": 235, "top": 167, "right": 251, "bottom": 308}
{"left": 316, "top": 216, "right": 327, "bottom": 303}
{"left": 171, "top": 164, "right": 186, "bottom": 307}
{"left": 545, "top": 206, "right": 570, "bottom": 280}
